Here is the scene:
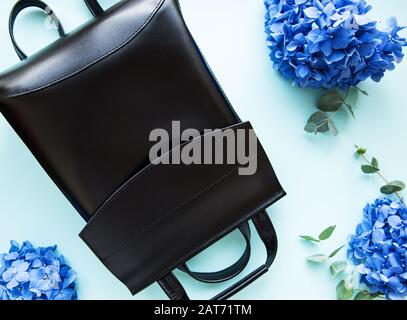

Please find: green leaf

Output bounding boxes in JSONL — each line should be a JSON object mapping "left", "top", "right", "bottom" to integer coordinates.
{"left": 317, "top": 90, "right": 344, "bottom": 112}
{"left": 328, "top": 119, "right": 339, "bottom": 136}
{"left": 354, "top": 291, "right": 374, "bottom": 300}
{"left": 306, "top": 254, "right": 327, "bottom": 263}
{"left": 330, "top": 261, "right": 347, "bottom": 277}
{"left": 304, "top": 122, "right": 318, "bottom": 134}
{"left": 355, "top": 87, "right": 369, "bottom": 96}
{"left": 336, "top": 280, "right": 354, "bottom": 300}
{"left": 371, "top": 157, "right": 379, "bottom": 169}
{"left": 370, "top": 293, "right": 384, "bottom": 300}
{"left": 361, "top": 165, "right": 380, "bottom": 174}
{"left": 319, "top": 225, "right": 336, "bottom": 241}
{"left": 380, "top": 181, "right": 406, "bottom": 194}
{"left": 329, "top": 245, "right": 345, "bottom": 258}
{"left": 355, "top": 146, "right": 367, "bottom": 155}
{"left": 300, "top": 235, "right": 320, "bottom": 243}
{"left": 305, "top": 112, "right": 330, "bottom": 134}
{"left": 345, "top": 103, "right": 355, "bottom": 119}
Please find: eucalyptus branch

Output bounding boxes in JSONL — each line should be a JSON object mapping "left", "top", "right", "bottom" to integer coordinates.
{"left": 305, "top": 86, "right": 363, "bottom": 135}
{"left": 355, "top": 145, "right": 405, "bottom": 203}
{"left": 301, "top": 224, "right": 389, "bottom": 300}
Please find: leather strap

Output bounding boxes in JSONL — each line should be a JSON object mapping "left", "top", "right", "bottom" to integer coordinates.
{"left": 159, "top": 210, "right": 278, "bottom": 300}
{"left": 178, "top": 222, "right": 251, "bottom": 283}
{"left": 84, "top": 0, "right": 104, "bottom": 17}
{"left": 251, "top": 211, "right": 278, "bottom": 266}
{"left": 158, "top": 272, "right": 190, "bottom": 300}
{"left": 9, "top": 0, "right": 66, "bottom": 60}
{"left": 9, "top": 0, "right": 104, "bottom": 61}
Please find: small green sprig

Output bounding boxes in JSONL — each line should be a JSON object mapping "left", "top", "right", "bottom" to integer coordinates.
{"left": 301, "top": 225, "right": 345, "bottom": 272}
{"left": 300, "top": 225, "right": 384, "bottom": 300}
{"left": 355, "top": 145, "right": 405, "bottom": 203}
{"left": 305, "top": 86, "right": 368, "bottom": 136}
{"left": 300, "top": 225, "right": 336, "bottom": 243}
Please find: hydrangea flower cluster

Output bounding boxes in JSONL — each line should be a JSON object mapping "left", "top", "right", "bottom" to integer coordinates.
{"left": 348, "top": 198, "right": 407, "bottom": 300}
{"left": 0, "top": 241, "right": 77, "bottom": 300}
{"left": 265, "top": 0, "right": 407, "bottom": 90}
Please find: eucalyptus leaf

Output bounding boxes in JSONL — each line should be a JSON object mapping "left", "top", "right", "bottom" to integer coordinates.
{"left": 345, "top": 103, "right": 355, "bottom": 119}
{"left": 319, "top": 225, "right": 336, "bottom": 241}
{"left": 330, "top": 261, "right": 347, "bottom": 277}
{"left": 381, "top": 181, "right": 406, "bottom": 194}
{"left": 306, "top": 254, "right": 327, "bottom": 263}
{"left": 305, "top": 111, "right": 330, "bottom": 134}
{"left": 304, "top": 122, "right": 318, "bottom": 134}
{"left": 361, "top": 165, "right": 380, "bottom": 174}
{"left": 329, "top": 245, "right": 345, "bottom": 258}
{"left": 336, "top": 280, "right": 354, "bottom": 300}
{"left": 371, "top": 157, "right": 379, "bottom": 169}
{"left": 317, "top": 90, "right": 344, "bottom": 112}
{"left": 354, "top": 291, "right": 374, "bottom": 300}
{"left": 328, "top": 119, "right": 339, "bottom": 136}
{"left": 300, "top": 235, "right": 320, "bottom": 243}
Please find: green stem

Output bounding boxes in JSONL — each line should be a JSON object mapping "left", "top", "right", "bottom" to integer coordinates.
{"left": 343, "top": 87, "right": 351, "bottom": 102}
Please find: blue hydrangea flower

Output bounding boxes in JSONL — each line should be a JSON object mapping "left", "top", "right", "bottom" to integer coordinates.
{"left": 265, "top": 0, "right": 407, "bottom": 90}
{"left": 348, "top": 198, "right": 407, "bottom": 300}
{"left": 0, "top": 241, "right": 77, "bottom": 300}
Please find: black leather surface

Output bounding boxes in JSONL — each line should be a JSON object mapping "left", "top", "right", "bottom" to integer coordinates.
{"left": 80, "top": 122, "right": 285, "bottom": 294}
{"left": 0, "top": 0, "right": 239, "bottom": 219}
{"left": 0, "top": 0, "right": 286, "bottom": 295}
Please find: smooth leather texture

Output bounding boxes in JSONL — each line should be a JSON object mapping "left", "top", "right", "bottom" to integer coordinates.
{"left": 0, "top": 0, "right": 239, "bottom": 220}
{"left": 80, "top": 122, "right": 285, "bottom": 293}
{"left": 0, "top": 0, "right": 286, "bottom": 297}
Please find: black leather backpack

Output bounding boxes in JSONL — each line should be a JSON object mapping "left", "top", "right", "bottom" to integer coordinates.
{"left": 0, "top": 0, "right": 286, "bottom": 300}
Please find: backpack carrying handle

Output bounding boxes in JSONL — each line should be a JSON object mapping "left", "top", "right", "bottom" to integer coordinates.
{"left": 158, "top": 210, "right": 278, "bottom": 300}
{"left": 9, "top": 0, "right": 66, "bottom": 60}
{"left": 9, "top": 0, "right": 104, "bottom": 60}
{"left": 84, "top": 0, "right": 105, "bottom": 17}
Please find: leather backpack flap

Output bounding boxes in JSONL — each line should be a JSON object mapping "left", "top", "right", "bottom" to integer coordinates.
{"left": 0, "top": 0, "right": 238, "bottom": 220}
{"left": 80, "top": 121, "right": 286, "bottom": 294}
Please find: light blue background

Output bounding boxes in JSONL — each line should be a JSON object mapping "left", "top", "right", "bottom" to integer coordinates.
{"left": 0, "top": 0, "right": 406, "bottom": 300}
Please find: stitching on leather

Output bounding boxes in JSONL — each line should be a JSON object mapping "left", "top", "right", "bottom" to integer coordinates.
{"left": 100, "top": 152, "right": 265, "bottom": 260}
{"left": 129, "top": 189, "right": 286, "bottom": 295}
{"left": 80, "top": 122, "right": 252, "bottom": 236}
{"left": 5, "top": 0, "right": 166, "bottom": 98}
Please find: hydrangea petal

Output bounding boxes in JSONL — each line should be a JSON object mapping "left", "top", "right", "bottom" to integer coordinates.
{"left": 15, "top": 271, "right": 29, "bottom": 283}
{"left": 304, "top": 7, "right": 321, "bottom": 19}
{"left": 2, "top": 268, "right": 16, "bottom": 283}
{"left": 388, "top": 215, "right": 402, "bottom": 228}
{"left": 354, "top": 14, "right": 374, "bottom": 26}
{"left": 372, "top": 229, "right": 385, "bottom": 243}
{"left": 62, "top": 269, "right": 77, "bottom": 289}
{"left": 6, "top": 277, "right": 19, "bottom": 290}
{"left": 4, "top": 252, "right": 18, "bottom": 261}
{"left": 325, "top": 50, "right": 346, "bottom": 63}
{"left": 332, "top": 29, "right": 352, "bottom": 49}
